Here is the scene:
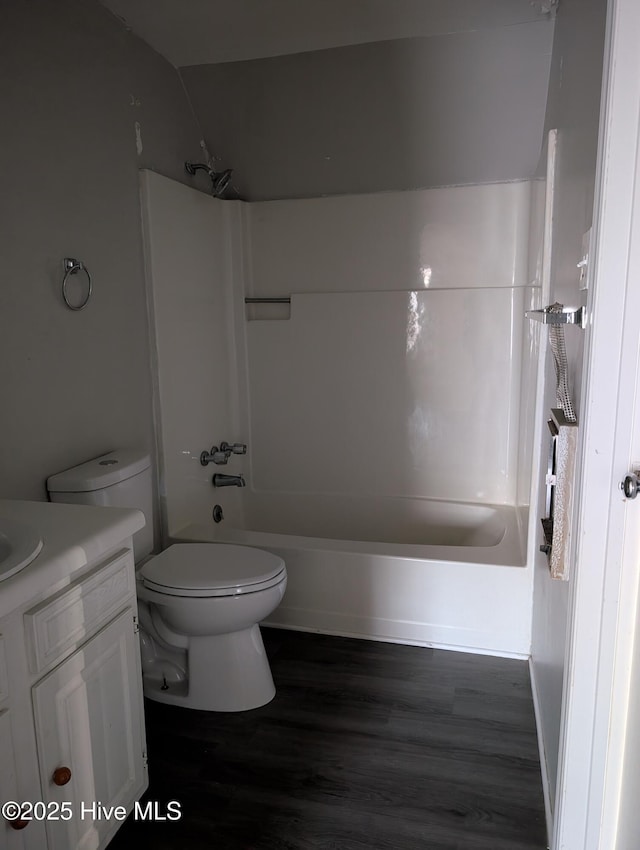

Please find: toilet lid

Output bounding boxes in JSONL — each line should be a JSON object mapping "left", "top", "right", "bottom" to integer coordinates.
{"left": 139, "top": 543, "right": 286, "bottom": 597}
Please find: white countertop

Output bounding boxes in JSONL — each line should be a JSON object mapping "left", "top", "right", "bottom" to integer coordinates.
{"left": 0, "top": 500, "right": 145, "bottom": 618}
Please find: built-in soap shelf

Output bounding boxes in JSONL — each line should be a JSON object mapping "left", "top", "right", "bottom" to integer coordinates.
{"left": 244, "top": 296, "right": 291, "bottom": 321}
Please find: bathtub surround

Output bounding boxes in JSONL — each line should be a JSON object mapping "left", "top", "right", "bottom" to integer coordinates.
{"left": 0, "top": 0, "right": 205, "bottom": 503}
{"left": 247, "top": 289, "right": 525, "bottom": 503}
{"left": 142, "top": 172, "right": 538, "bottom": 657}
{"left": 245, "top": 182, "right": 533, "bottom": 507}
{"left": 248, "top": 182, "right": 531, "bottom": 294}
{"left": 139, "top": 172, "right": 245, "bottom": 538}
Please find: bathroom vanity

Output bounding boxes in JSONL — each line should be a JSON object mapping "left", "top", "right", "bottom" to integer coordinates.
{"left": 0, "top": 499, "right": 147, "bottom": 850}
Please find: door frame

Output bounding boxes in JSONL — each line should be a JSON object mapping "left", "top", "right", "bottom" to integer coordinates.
{"left": 552, "top": 0, "right": 640, "bottom": 846}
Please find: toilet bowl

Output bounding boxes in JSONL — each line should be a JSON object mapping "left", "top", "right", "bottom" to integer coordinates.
{"left": 46, "top": 449, "right": 287, "bottom": 713}
{"left": 137, "top": 543, "right": 287, "bottom": 711}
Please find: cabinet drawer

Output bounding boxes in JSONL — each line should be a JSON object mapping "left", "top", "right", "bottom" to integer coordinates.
{"left": 25, "top": 548, "right": 135, "bottom": 673}
{"left": 0, "top": 638, "right": 7, "bottom": 703}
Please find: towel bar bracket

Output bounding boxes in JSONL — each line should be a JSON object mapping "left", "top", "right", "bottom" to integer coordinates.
{"left": 525, "top": 306, "right": 585, "bottom": 328}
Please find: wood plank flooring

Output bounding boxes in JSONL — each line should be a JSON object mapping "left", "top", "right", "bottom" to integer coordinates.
{"left": 109, "top": 628, "right": 547, "bottom": 850}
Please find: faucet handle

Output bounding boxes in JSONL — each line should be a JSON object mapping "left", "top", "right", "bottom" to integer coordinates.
{"left": 220, "top": 442, "right": 247, "bottom": 455}
{"left": 200, "top": 446, "right": 229, "bottom": 466}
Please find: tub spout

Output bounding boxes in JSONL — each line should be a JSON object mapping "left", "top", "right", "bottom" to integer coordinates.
{"left": 213, "top": 473, "right": 245, "bottom": 488}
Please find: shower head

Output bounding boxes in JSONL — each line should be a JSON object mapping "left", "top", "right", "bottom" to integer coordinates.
{"left": 185, "top": 162, "right": 234, "bottom": 199}
{"left": 211, "top": 168, "right": 233, "bottom": 198}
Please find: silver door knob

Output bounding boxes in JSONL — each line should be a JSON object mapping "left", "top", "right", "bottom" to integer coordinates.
{"left": 621, "top": 473, "right": 640, "bottom": 499}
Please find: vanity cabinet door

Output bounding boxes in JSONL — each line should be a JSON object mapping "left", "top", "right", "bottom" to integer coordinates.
{"left": 0, "top": 709, "right": 47, "bottom": 850}
{"left": 1, "top": 710, "right": 29, "bottom": 848}
{"left": 32, "top": 608, "right": 147, "bottom": 850}
{"left": 0, "top": 708, "right": 21, "bottom": 848}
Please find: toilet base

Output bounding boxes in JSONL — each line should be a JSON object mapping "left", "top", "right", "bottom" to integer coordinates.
{"left": 142, "top": 624, "right": 276, "bottom": 712}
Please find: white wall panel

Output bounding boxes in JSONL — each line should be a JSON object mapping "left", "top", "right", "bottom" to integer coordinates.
{"left": 244, "top": 183, "right": 533, "bottom": 507}
{"left": 247, "top": 288, "right": 525, "bottom": 505}
{"left": 144, "top": 177, "right": 536, "bottom": 532}
{"left": 140, "top": 171, "right": 244, "bottom": 536}
{"left": 249, "top": 182, "right": 531, "bottom": 294}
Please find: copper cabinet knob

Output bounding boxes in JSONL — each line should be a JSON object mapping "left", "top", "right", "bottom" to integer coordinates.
{"left": 52, "top": 766, "right": 72, "bottom": 786}
{"left": 8, "top": 817, "right": 29, "bottom": 830}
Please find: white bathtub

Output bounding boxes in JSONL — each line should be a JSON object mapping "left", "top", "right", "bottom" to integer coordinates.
{"left": 174, "top": 495, "right": 532, "bottom": 658}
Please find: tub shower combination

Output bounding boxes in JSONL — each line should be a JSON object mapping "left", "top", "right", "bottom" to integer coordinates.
{"left": 141, "top": 170, "right": 538, "bottom": 660}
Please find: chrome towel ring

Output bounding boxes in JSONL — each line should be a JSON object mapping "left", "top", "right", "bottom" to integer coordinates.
{"left": 62, "top": 257, "right": 92, "bottom": 311}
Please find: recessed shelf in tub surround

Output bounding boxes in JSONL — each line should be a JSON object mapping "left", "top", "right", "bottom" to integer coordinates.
{"left": 245, "top": 297, "right": 291, "bottom": 321}
{"left": 243, "top": 284, "right": 532, "bottom": 322}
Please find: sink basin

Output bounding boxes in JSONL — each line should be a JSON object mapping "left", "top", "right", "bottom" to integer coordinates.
{"left": 0, "top": 517, "right": 43, "bottom": 582}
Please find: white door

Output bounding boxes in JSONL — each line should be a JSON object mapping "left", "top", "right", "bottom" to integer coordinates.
{"left": 552, "top": 0, "right": 640, "bottom": 847}
{"left": 32, "top": 609, "right": 146, "bottom": 850}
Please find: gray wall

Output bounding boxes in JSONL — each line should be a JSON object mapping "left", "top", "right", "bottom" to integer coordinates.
{"left": 181, "top": 21, "right": 554, "bottom": 201}
{"left": 99, "top": 0, "right": 553, "bottom": 66}
{"left": 529, "top": 0, "right": 607, "bottom": 815}
{"left": 0, "top": 0, "right": 204, "bottom": 500}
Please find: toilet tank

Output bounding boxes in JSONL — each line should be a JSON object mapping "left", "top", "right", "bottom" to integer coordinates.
{"left": 47, "top": 449, "right": 154, "bottom": 562}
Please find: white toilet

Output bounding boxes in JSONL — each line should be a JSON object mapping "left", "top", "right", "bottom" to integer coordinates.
{"left": 47, "top": 449, "right": 287, "bottom": 712}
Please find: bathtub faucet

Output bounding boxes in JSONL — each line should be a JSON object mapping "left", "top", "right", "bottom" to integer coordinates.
{"left": 201, "top": 442, "right": 247, "bottom": 466}
{"left": 212, "top": 473, "right": 246, "bottom": 488}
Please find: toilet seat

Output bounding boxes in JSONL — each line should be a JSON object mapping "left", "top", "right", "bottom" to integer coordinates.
{"left": 139, "top": 543, "right": 286, "bottom": 598}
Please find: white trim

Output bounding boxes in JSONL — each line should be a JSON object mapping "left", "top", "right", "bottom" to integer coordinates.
{"left": 552, "top": 0, "right": 640, "bottom": 846}
{"left": 139, "top": 171, "right": 168, "bottom": 551}
{"left": 264, "top": 607, "right": 530, "bottom": 659}
{"left": 264, "top": 619, "right": 530, "bottom": 660}
{"left": 530, "top": 657, "right": 554, "bottom": 845}
{"left": 588, "top": 23, "right": 640, "bottom": 846}
{"left": 525, "top": 129, "right": 556, "bottom": 576}
{"left": 541, "top": 129, "right": 557, "bottom": 306}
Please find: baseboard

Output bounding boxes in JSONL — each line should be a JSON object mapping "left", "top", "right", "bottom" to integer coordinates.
{"left": 529, "top": 657, "right": 553, "bottom": 846}
{"left": 263, "top": 612, "right": 530, "bottom": 660}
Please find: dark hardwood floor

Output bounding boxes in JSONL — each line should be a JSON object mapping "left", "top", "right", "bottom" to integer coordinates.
{"left": 110, "top": 628, "right": 547, "bottom": 850}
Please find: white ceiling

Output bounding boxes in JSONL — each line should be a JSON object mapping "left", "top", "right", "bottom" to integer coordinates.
{"left": 100, "top": 0, "right": 553, "bottom": 67}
